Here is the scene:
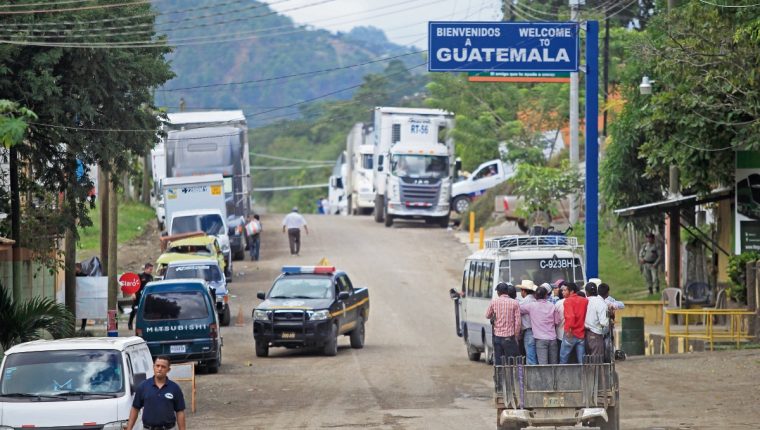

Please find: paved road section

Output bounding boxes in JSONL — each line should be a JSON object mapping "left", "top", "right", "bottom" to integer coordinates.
{"left": 187, "top": 214, "right": 494, "bottom": 429}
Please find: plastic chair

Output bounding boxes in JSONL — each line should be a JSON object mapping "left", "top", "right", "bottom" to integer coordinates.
{"left": 684, "top": 282, "right": 712, "bottom": 307}
{"left": 661, "top": 288, "right": 682, "bottom": 325}
{"left": 702, "top": 288, "right": 727, "bottom": 325}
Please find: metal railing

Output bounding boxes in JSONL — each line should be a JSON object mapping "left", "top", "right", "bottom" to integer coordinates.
{"left": 664, "top": 309, "right": 755, "bottom": 353}
{"left": 485, "top": 235, "right": 579, "bottom": 250}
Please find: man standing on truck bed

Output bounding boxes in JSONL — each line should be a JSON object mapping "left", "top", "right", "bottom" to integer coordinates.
{"left": 485, "top": 283, "right": 521, "bottom": 367}
{"left": 282, "top": 207, "right": 309, "bottom": 256}
{"left": 584, "top": 283, "right": 609, "bottom": 358}
{"left": 560, "top": 282, "right": 588, "bottom": 364}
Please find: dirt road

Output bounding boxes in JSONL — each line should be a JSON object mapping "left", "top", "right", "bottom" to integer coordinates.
{"left": 175, "top": 214, "right": 759, "bottom": 430}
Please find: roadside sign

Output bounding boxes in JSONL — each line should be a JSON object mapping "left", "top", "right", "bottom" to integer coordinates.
{"left": 468, "top": 71, "right": 570, "bottom": 83}
{"left": 428, "top": 21, "right": 579, "bottom": 73}
{"left": 119, "top": 272, "right": 140, "bottom": 295}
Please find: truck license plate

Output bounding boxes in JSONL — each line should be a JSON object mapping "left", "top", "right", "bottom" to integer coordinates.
{"left": 170, "top": 345, "right": 186, "bottom": 354}
{"left": 281, "top": 332, "right": 296, "bottom": 339}
{"left": 543, "top": 395, "right": 565, "bottom": 407}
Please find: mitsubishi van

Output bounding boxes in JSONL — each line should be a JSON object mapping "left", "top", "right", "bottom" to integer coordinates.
{"left": 136, "top": 279, "right": 222, "bottom": 374}
{"left": 0, "top": 336, "right": 153, "bottom": 429}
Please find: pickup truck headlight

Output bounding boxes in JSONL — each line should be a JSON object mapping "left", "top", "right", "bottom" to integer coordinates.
{"left": 309, "top": 310, "right": 330, "bottom": 321}
{"left": 253, "top": 309, "right": 271, "bottom": 320}
{"left": 103, "top": 422, "right": 128, "bottom": 430}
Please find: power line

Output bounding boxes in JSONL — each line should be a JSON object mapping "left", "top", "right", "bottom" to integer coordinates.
{"left": 0, "top": 0, "right": 94, "bottom": 9}
{"left": 251, "top": 164, "right": 333, "bottom": 170}
{"left": 0, "top": 0, "right": 151, "bottom": 15}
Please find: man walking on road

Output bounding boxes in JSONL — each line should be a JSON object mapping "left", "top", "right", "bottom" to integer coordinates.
{"left": 246, "top": 214, "right": 262, "bottom": 261}
{"left": 128, "top": 263, "right": 153, "bottom": 331}
{"left": 485, "top": 282, "right": 521, "bottom": 368}
{"left": 127, "top": 356, "right": 186, "bottom": 430}
{"left": 282, "top": 207, "right": 309, "bottom": 256}
{"left": 639, "top": 232, "right": 661, "bottom": 295}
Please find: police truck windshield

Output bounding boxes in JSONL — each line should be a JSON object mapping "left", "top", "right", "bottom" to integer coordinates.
{"left": 165, "top": 264, "right": 223, "bottom": 282}
{"left": 499, "top": 258, "right": 583, "bottom": 286}
{"left": 0, "top": 350, "right": 124, "bottom": 398}
{"left": 390, "top": 155, "right": 448, "bottom": 179}
{"left": 269, "top": 276, "right": 333, "bottom": 300}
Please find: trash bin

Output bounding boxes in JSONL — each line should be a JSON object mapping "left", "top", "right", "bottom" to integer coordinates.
{"left": 621, "top": 316, "right": 645, "bottom": 356}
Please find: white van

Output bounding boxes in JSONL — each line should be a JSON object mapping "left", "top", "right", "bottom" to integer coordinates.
{"left": 0, "top": 337, "right": 154, "bottom": 429}
{"left": 451, "top": 235, "right": 586, "bottom": 363}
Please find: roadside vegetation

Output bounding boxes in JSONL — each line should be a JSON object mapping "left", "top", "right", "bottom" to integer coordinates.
{"left": 77, "top": 200, "right": 155, "bottom": 256}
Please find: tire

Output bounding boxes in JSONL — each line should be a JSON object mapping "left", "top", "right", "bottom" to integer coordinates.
{"left": 206, "top": 348, "right": 221, "bottom": 374}
{"left": 255, "top": 340, "right": 269, "bottom": 357}
{"left": 373, "top": 195, "right": 384, "bottom": 223}
{"left": 439, "top": 214, "right": 450, "bottom": 228}
{"left": 453, "top": 195, "right": 471, "bottom": 214}
{"left": 349, "top": 316, "right": 365, "bottom": 349}
{"left": 233, "top": 249, "right": 245, "bottom": 261}
{"left": 220, "top": 305, "right": 231, "bottom": 327}
{"left": 384, "top": 211, "right": 393, "bottom": 227}
{"left": 323, "top": 323, "right": 338, "bottom": 356}
{"left": 465, "top": 332, "right": 481, "bottom": 362}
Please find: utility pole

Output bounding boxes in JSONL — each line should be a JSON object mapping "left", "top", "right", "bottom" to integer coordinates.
{"left": 107, "top": 177, "right": 118, "bottom": 312}
{"left": 64, "top": 154, "right": 78, "bottom": 317}
{"left": 99, "top": 167, "right": 109, "bottom": 273}
{"left": 568, "top": 0, "right": 583, "bottom": 225}
{"left": 142, "top": 154, "right": 151, "bottom": 205}
{"left": 9, "top": 146, "right": 21, "bottom": 300}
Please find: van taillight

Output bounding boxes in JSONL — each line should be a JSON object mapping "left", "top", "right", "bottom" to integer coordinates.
{"left": 209, "top": 323, "right": 218, "bottom": 338}
{"left": 136, "top": 328, "right": 142, "bottom": 336}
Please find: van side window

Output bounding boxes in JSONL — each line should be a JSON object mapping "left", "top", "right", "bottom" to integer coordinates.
{"left": 461, "top": 263, "right": 469, "bottom": 296}
{"left": 467, "top": 261, "right": 477, "bottom": 297}
{"left": 485, "top": 262, "right": 494, "bottom": 297}
{"left": 499, "top": 260, "right": 510, "bottom": 284}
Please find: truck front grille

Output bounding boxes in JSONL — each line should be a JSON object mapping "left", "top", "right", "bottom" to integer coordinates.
{"left": 400, "top": 183, "right": 440, "bottom": 205}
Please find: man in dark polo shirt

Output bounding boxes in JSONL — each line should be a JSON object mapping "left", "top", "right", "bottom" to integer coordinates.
{"left": 126, "top": 356, "right": 186, "bottom": 430}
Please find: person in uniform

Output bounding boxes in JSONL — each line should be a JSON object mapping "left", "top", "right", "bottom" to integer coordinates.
{"left": 126, "top": 356, "right": 186, "bottom": 430}
{"left": 638, "top": 233, "right": 661, "bottom": 295}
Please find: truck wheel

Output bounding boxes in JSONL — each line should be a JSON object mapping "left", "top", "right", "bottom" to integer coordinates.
{"left": 374, "top": 196, "right": 384, "bottom": 223}
{"left": 255, "top": 340, "right": 269, "bottom": 357}
{"left": 233, "top": 249, "right": 245, "bottom": 261}
{"left": 349, "top": 316, "right": 365, "bottom": 349}
{"left": 453, "top": 195, "right": 470, "bottom": 214}
{"left": 323, "top": 323, "right": 339, "bottom": 356}
{"left": 384, "top": 212, "right": 393, "bottom": 227}
{"left": 220, "top": 305, "right": 231, "bottom": 327}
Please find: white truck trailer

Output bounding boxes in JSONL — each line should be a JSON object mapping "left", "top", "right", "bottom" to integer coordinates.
{"left": 344, "top": 123, "right": 376, "bottom": 215}
{"left": 371, "top": 107, "right": 455, "bottom": 227}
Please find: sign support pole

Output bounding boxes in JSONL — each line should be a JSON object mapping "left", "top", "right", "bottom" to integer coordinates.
{"left": 585, "top": 20, "right": 599, "bottom": 278}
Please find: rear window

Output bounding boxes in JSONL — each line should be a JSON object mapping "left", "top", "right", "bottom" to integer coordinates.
{"left": 171, "top": 214, "right": 224, "bottom": 236}
{"left": 165, "top": 264, "right": 222, "bottom": 282}
{"left": 143, "top": 291, "right": 209, "bottom": 321}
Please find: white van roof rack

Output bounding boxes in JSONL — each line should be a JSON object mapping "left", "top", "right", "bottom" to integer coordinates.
{"left": 485, "top": 235, "right": 579, "bottom": 250}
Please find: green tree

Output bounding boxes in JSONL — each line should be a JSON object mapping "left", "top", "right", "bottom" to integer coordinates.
{"left": 0, "top": 100, "right": 36, "bottom": 148}
{"left": 0, "top": 283, "right": 75, "bottom": 351}
{"left": 511, "top": 161, "right": 583, "bottom": 220}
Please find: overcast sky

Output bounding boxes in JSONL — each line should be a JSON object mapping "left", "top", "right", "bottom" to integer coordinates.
{"left": 266, "top": 0, "right": 504, "bottom": 49}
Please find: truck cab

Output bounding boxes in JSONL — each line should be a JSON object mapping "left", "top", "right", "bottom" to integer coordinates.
{"left": 451, "top": 159, "right": 514, "bottom": 214}
{"left": 252, "top": 266, "right": 369, "bottom": 357}
{"left": 372, "top": 107, "right": 455, "bottom": 228}
{"left": 167, "top": 209, "right": 231, "bottom": 274}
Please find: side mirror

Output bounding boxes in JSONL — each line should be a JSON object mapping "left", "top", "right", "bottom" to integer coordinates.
{"left": 455, "top": 158, "right": 462, "bottom": 172}
{"left": 377, "top": 155, "right": 384, "bottom": 172}
{"left": 336, "top": 177, "right": 343, "bottom": 189}
{"left": 256, "top": 292, "right": 266, "bottom": 300}
{"left": 131, "top": 372, "right": 147, "bottom": 392}
{"left": 338, "top": 291, "right": 350, "bottom": 301}
{"left": 449, "top": 288, "right": 461, "bottom": 300}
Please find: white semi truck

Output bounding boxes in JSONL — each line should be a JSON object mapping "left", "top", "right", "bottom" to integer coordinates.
{"left": 345, "top": 123, "right": 375, "bottom": 215}
{"left": 371, "top": 107, "right": 455, "bottom": 227}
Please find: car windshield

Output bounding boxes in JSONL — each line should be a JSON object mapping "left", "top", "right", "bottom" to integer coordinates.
{"left": 143, "top": 291, "right": 209, "bottom": 320}
{"left": 0, "top": 349, "right": 124, "bottom": 398}
{"left": 171, "top": 214, "right": 224, "bottom": 236}
{"left": 165, "top": 264, "right": 222, "bottom": 282}
{"left": 498, "top": 258, "right": 584, "bottom": 286}
{"left": 390, "top": 155, "right": 448, "bottom": 179}
{"left": 268, "top": 276, "right": 333, "bottom": 299}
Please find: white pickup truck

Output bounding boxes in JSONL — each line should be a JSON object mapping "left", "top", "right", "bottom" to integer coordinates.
{"left": 451, "top": 159, "right": 513, "bottom": 214}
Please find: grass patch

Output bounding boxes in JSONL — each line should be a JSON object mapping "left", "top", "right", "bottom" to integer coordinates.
{"left": 77, "top": 200, "right": 154, "bottom": 254}
{"left": 570, "top": 222, "right": 661, "bottom": 302}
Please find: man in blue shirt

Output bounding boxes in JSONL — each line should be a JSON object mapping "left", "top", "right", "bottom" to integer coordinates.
{"left": 127, "top": 356, "right": 186, "bottom": 430}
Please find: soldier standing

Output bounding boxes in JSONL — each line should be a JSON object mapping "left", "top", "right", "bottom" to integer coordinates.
{"left": 639, "top": 233, "right": 661, "bottom": 295}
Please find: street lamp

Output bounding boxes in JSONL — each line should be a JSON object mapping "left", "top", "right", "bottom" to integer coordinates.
{"left": 639, "top": 76, "right": 655, "bottom": 95}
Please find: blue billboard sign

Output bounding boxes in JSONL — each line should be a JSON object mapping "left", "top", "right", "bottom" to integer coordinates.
{"left": 428, "top": 21, "right": 579, "bottom": 73}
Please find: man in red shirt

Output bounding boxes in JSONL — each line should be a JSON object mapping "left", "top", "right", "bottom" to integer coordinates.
{"left": 559, "top": 282, "right": 588, "bottom": 364}
{"left": 485, "top": 282, "right": 521, "bottom": 366}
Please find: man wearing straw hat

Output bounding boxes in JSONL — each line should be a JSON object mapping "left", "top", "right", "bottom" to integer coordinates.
{"left": 516, "top": 280, "right": 539, "bottom": 365}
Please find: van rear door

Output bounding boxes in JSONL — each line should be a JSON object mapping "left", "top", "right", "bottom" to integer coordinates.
{"left": 141, "top": 291, "right": 213, "bottom": 356}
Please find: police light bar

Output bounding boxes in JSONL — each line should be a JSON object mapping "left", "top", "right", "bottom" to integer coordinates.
{"left": 282, "top": 266, "right": 336, "bottom": 274}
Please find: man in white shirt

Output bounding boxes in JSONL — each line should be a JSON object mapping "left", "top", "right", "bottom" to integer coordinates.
{"left": 584, "top": 283, "right": 609, "bottom": 357}
{"left": 282, "top": 207, "right": 309, "bottom": 256}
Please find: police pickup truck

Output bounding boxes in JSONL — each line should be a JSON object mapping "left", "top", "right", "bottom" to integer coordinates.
{"left": 253, "top": 266, "right": 369, "bottom": 357}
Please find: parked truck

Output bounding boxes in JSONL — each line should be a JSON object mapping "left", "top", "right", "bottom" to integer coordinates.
{"left": 345, "top": 123, "right": 375, "bottom": 216}
{"left": 164, "top": 110, "right": 251, "bottom": 260}
{"left": 162, "top": 174, "right": 232, "bottom": 274}
{"left": 327, "top": 151, "right": 348, "bottom": 215}
{"left": 451, "top": 158, "right": 514, "bottom": 214}
{"left": 371, "top": 107, "right": 455, "bottom": 227}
